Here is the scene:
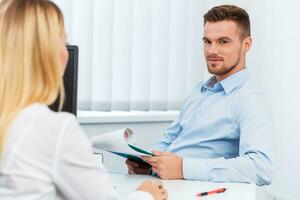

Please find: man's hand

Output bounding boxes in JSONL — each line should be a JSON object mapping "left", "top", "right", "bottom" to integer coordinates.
{"left": 142, "top": 150, "right": 184, "bottom": 180}
{"left": 126, "top": 159, "right": 152, "bottom": 175}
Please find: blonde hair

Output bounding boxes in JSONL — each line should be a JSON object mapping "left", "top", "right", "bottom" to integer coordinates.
{"left": 0, "top": 0, "right": 65, "bottom": 154}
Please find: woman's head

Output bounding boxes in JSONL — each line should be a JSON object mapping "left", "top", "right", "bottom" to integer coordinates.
{"left": 0, "top": 0, "right": 67, "bottom": 152}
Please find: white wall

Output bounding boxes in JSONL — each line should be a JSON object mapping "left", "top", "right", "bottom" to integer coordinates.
{"left": 248, "top": 1, "right": 300, "bottom": 200}
{"left": 263, "top": 1, "right": 300, "bottom": 199}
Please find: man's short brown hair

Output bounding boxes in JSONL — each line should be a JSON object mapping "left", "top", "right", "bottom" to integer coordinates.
{"left": 203, "top": 5, "right": 251, "bottom": 39}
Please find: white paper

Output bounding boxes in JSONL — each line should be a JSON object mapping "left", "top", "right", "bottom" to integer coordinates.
{"left": 90, "top": 128, "right": 150, "bottom": 157}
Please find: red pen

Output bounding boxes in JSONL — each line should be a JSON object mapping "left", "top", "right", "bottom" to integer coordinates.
{"left": 196, "top": 187, "right": 227, "bottom": 197}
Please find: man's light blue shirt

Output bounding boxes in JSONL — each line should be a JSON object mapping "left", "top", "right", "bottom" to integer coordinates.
{"left": 153, "top": 69, "right": 274, "bottom": 186}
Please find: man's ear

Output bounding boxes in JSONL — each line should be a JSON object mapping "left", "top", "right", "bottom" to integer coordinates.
{"left": 242, "top": 36, "right": 252, "bottom": 54}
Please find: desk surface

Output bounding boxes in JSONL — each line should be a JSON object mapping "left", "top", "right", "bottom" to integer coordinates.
{"left": 109, "top": 173, "right": 255, "bottom": 200}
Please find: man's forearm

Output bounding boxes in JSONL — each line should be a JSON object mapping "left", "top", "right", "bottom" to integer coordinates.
{"left": 182, "top": 154, "right": 273, "bottom": 186}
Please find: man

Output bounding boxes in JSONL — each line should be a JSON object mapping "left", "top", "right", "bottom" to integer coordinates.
{"left": 126, "top": 5, "right": 273, "bottom": 186}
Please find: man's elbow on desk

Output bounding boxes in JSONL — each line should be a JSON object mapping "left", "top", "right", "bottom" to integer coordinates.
{"left": 254, "top": 157, "right": 274, "bottom": 186}
{"left": 181, "top": 156, "right": 274, "bottom": 186}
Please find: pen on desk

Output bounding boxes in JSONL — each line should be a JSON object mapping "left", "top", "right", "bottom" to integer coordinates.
{"left": 196, "top": 187, "right": 227, "bottom": 197}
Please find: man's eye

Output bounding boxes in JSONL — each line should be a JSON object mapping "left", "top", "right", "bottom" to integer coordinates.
{"left": 219, "top": 40, "right": 228, "bottom": 45}
{"left": 203, "top": 40, "right": 210, "bottom": 44}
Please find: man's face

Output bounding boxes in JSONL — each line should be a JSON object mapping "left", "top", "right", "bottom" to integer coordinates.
{"left": 203, "top": 20, "right": 251, "bottom": 80}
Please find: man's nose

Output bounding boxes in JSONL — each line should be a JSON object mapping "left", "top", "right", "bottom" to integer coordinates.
{"left": 207, "top": 43, "right": 219, "bottom": 55}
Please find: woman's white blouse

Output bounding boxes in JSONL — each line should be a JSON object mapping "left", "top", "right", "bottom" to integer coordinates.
{"left": 0, "top": 104, "right": 152, "bottom": 200}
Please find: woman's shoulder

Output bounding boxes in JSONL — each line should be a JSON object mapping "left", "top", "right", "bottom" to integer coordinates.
{"left": 5, "top": 103, "right": 81, "bottom": 156}
{"left": 23, "top": 103, "right": 74, "bottom": 118}
{"left": 13, "top": 103, "right": 77, "bottom": 134}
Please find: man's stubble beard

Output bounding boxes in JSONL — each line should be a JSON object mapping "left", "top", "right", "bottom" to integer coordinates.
{"left": 207, "top": 51, "right": 242, "bottom": 76}
{"left": 207, "top": 59, "right": 239, "bottom": 76}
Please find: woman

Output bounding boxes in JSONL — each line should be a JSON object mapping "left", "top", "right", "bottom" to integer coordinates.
{"left": 0, "top": 0, "right": 167, "bottom": 199}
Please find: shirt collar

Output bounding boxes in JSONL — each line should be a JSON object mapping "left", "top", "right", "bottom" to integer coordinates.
{"left": 201, "top": 68, "right": 250, "bottom": 94}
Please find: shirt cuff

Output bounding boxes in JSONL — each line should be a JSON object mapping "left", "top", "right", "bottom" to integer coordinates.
{"left": 182, "top": 157, "right": 209, "bottom": 180}
{"left": 126, "top": 191, "right": 153, "bottom": 200}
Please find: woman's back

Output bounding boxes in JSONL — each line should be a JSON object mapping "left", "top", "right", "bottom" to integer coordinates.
{"left": 1, "top": 104, "right": 64, "bottom": 199}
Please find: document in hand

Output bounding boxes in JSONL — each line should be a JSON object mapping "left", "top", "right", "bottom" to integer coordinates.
{"left": 90, "top": 128, "right": 153, "bottom": 166}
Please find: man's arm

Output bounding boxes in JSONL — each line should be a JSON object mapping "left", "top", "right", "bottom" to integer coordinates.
{"left": 182, "top": 93, "right": 274, "bottom": 185}
{"left": 127, "top": 83, "right": 200, "bottom": 176}
{"left": 152, "top": 119, "right": 183, "bottom": 151}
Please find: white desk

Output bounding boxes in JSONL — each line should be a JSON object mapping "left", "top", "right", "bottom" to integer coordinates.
{"left": 109, "top": 173, "right": 255, "bottom": 200}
